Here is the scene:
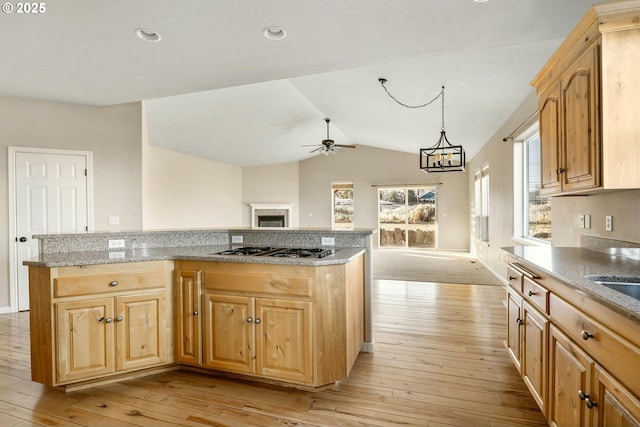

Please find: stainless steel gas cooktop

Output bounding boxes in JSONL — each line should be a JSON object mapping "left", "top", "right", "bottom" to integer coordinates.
{"left": 217, "top": 246, "right": 334, "bottom": 258}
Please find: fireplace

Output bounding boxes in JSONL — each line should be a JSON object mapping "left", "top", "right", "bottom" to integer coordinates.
{"left": 258, "top": 215, "right": 286, "bottom": 227}
{"left": 250, "top": 203, "right": 292, "bottom": 228}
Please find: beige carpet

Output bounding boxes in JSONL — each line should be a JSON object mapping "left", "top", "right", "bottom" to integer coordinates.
{"left": 372, "top": 248, "right": 502, "bottom": 285}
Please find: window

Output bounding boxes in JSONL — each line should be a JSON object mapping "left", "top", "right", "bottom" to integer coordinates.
{"left": 332, "top": 182, "right": 354, "bottom": 229}
{"left": 514, "top": 124, "right": 551, "bottom": 242}
{"left": 474, "top": 164, "right": 489, "bottom": 242}
{"left": 378, "top": 187, "right": 438, "bottom": 248}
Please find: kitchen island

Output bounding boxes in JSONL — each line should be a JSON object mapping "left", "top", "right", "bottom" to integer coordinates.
{"left": 25, "top": 228, "right": 372, "bottom": 392}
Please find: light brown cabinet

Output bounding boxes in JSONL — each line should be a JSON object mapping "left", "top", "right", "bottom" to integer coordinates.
{"left": 29, "top": 261, "right": 173, "bottom": 388}
{"left": 175, "top": 269, "right": 202, "bottom": 366}
{"left": 506, "top": 259, "right": 640, "bottom": 427}
{"left": 174, "top": 254, "right": 365, "bottom": 390}
{"left": 505, "top": 265, "right": 548, "bottom": 415}
{"left": 202, "top": 293, "right": 312, "bottom": 384}
{"left": 532, "top": 1, "right": 640, "bottom": 195}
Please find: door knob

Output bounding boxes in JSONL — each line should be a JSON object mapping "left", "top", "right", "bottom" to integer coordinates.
{"left": 18, "top": 236, "right": 27, "bottom": 242}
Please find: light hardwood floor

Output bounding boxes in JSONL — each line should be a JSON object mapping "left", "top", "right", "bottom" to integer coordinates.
{"left": 0, "top": 279, "right": 546, "bottom": 427}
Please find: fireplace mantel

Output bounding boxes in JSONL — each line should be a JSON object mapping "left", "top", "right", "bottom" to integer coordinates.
{"left": 249, "top": 203, "right": 293, "bottom": 228}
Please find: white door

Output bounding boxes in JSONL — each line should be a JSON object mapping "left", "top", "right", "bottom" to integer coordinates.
{"left": 13, "top": 150, "right": 90, "bottom": 311}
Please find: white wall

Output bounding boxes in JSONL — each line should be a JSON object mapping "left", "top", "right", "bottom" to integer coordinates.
{"left": 142, "top": 105, "right": 243, "bottom": 229}
{"left": 0, "top": 95, "right": 143, "bottom": 308}
{"left": 298, "top": 144, "right": 470, "bottom": 251}
{"left": 242, "top": 162, "right": 300, "bottom": 227}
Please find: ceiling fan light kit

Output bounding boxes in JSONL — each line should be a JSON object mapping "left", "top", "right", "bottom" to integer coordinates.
{"left": 378, "top": 78, "right": 466, "bottom": 173}
{"left": 303, "top": 118, "right": 356, "bottom": 156}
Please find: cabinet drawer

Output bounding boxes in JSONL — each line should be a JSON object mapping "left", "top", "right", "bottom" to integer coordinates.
{"left": 55, "top": 270, "right": 165, "bottom": 298}
{"left": 523, "top": 277, "right": 549, "bottom": 313}
{"left": 204, "top": 272, "right": 312, "bottom": 297}
{"left": 549, "top": 293, "right": 640, "bottom": 396}
{"left": 506, "top": 265, "right": 524, "bottom": 292}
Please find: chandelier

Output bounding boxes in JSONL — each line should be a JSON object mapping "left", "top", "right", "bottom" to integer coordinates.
{"left": 379, "top": 79, "right": 465, "bottom": 173}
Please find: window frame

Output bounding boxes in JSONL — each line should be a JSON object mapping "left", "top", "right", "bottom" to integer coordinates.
{"left": 513, "top": 122, "right": 552, "bottom": 245}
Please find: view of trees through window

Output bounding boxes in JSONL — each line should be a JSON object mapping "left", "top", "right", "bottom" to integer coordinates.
{"left": 378, "top": 187, "right": 437, "bottom": 248}
{"left": 332, "top": 183, "right": 353, "bottom": 229}
{"left": 526, "top": 134, "right": 551, "bottom": 240}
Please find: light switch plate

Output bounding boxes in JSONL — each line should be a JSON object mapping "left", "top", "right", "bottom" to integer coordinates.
{"left": 584, "top": 214, "right": 591, "bottom": 229}
{"left": 579, "top": 214, "right": 585, "bottom": 228}
{"left": 605, "top": 215, "right": 613, "bottom": 232}
{"left": 231, "top": 235, "right": 243, "bottom": 244}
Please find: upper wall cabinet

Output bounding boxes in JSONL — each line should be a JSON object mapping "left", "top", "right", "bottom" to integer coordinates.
{"left": 531, "top": 0, "right": 640, "bottom": 195}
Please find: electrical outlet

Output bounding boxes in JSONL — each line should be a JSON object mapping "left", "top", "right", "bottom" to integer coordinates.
{"left": 605, "top": 215, "right": 613, "bottom": 232}
{"left": 321, "top": 237, "right": 335, "bottom": 246}
{"left": 579, "top": 214, "right": 585, "bottom": 229}
{"left": 108, "top": 239, "right": 125, "bottom": 249}
{"left": 109, "top": 251, "right": 125, "bottom": 259}
{"left": 584, "top": 214, "right": 591, "bottom": 229}
{"left": 108, "top": 216, "right": 120, "bottom": 225}
{"left": 231, "top": 235, "right": 243, "bottom": 244}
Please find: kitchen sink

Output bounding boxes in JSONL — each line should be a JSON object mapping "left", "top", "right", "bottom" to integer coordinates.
{"left": 584, "top": 275, "right": 640, "bottom": 300}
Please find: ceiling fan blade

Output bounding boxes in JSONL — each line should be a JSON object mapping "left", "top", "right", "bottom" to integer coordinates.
{"left": 309, "top": 147, "right": 324, "bottom": 153}
{"left": 335, "top": 144, "right": 356, "bottom": 149}
{"left": 302, "top": 144, "right": 322, "bottom": 147}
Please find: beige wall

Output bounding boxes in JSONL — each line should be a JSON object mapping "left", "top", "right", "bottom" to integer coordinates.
{"left": 242, "top": 162, "right": 300, "bottom": 227}
{"left": 141, "top": 105, "right": 243, "bottom": 229}
{"left": 0, "top": 95, "right": 143, "bottom": 308}
{"left": 467, "top": 91, "right": 537, "bottom": 278}
{"left": 298, "top": 144, "right": 470, "bottom": 251}
{"left": 468, "top": 90, "right": 640, "bottom": 279}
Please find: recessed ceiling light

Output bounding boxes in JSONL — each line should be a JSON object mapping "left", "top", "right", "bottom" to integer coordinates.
{"left": 136, "top": 28, "right": 161, "bottom": 42}
{"left": 262, "top": 26, "right": 287, "bottom": 41}
{"left": 474, "top": 0, "right": 489, "bottom": 2}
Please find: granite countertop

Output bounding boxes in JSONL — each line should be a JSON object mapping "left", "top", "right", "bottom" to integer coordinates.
{"left": 503, "top": 246, "right": 640, "bottom": 324}
{"left": 23, "top": 245, "right": 366, "bottom": 268}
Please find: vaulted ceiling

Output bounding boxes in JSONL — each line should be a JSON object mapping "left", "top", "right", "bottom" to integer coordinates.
{"left": 1, "top": 0, "right": 595, "bottom": 166}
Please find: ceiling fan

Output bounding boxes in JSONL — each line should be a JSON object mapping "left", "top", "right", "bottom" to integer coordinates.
{"left": 304, "top": 118, "right": 356, "bottom": 155}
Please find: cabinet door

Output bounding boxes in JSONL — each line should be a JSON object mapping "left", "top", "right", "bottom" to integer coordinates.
{"left": 593, "top": 365, "right": 640, "bottom": 427}
{"left": 203, "top": 293, "right": 255, "bottom": 373}
{"left": 561, "top": 43, "right": 600, "bottom": 192}
{"left": 56, "top": 298, "right": 115, "bottom": 383}
{"left": 175, "top": 269, "right": 202, "bottom": 365}
{"left": 255, "top": 298, "right": 312, "bottom": 384}
{"left": 506, "top": 291, "right": 523, "bottom": 373}
{"left": 522, "top": 301, "right": 548, "bottom": 414}
{"left": 116, "top": 293, "right": 166, "bottom": 371}
{"left": 548, "top": 324, "right": 594, "bottom": 427}
{"left": 539, "top": 82, "right": 563, "bottom": 194}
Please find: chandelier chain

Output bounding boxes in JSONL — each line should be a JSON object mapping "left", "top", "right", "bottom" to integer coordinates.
{"left": 379, "top": 80, "right": 446, "bottom": 131}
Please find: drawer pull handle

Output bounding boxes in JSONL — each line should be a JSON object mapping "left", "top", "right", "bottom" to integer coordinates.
{"left": 110, "top": 281, "right": 118, "bottom": 287}
{"left": 115, "top": 316, "right": 123, "bottom": 322}
{"left": 247, "top": 317, "right": 253, "bottom": 323}
{"left": 516, "top": 318, "right": 524, "bottom": 326}
{"left": 254, "top": 318, "right": 261, "bottom": 325}
{"left": 508, "top": 275, "right": 517, "bottom": 281}
{"left": 193, "top": 310, "right": 199, "bottom": 316}
{"left": 581, "top": 330, "right": 594, "bottom": 340}
{"left": 528, "top": 291, "right": 537, "bottom": 297}
{"left": 578, "top": 390, "right": 598, "bottom": 408}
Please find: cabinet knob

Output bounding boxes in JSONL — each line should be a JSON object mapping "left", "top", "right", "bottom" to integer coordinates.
{"left": 528, "top": 291, "right": 537, "bottom": 297}
{"left": 581, "top": 330, "right": 594, "bottom": 340}
{"left": 246, "top": 317, "right": 253, "bottom": 323}
{"left": 193, "top": 310, "right": 199, "bottom": 316}
{"left": 99, "top": 317, "right": 113, "bottom": 323}
{"left": 556, "top": 168, "right": 566, "bottom": 174}
{"left": 115, "top": 316, "right": 123, "bottom": 322}
{"left": 516, "top": 318, "right": 525, "bottom": 326}
{"left": 254, "top": 318, "right": 261, "bottom": 324}
{"left": 508, "top": 275, "right": 517, "bottom": 281}
{"left": 578, "top": 390, "right": 597, "bottom": 408}
{"left": 109, "top": 281, "right": 118, "bottom": 287}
